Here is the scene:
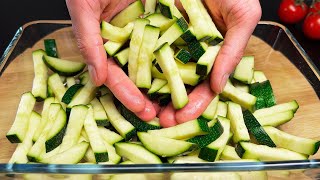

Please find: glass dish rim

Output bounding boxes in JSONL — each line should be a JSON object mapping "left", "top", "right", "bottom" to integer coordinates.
{"left": 0, "top": 20, "right": 319, "bottom": 174}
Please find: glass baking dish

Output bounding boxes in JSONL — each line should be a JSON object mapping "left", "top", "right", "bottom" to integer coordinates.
{"left": 0, "top": 20, "right": 319, "bottom": 179}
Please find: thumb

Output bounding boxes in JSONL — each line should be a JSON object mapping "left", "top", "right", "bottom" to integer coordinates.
{"left": 66, "top": 0, "right": 109, "bottom": 86}
{"left": 210, "top": 24, "right": 261, "bottom": 94}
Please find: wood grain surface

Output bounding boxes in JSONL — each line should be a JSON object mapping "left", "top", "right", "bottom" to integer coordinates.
{"left": 0, "top": 27, "right": 319, "bottom": 179}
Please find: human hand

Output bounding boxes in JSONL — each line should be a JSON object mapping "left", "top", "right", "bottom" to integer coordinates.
{"left": 159, "top": 0, "right": 262, "bottom": 127}
{"left": 66, "top": 0, "right": 156, "bottom": 120}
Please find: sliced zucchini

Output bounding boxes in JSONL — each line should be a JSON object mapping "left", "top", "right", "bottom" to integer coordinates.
{"left": 41, "top": 142, "right": 89, "bottom": 164}
{"left": 79, "top": 71, "right": 90, "bottom": 85}
{"left": 144, "top": 0, "right": 157, "bottom": 14}
{"left": 174, "top": 48, "right": 191, "bottom": 64}
{"left": 263, "top": 126, "right": 320, "bottom": 155}
{"left": 256, "top": 110, "right": 294, "bottom": 127}
{"left": 128, "top": 18, "right": 150, "bottom": 83}
{"left": 61, "top": 84, "right": 84, "bottom": 104}
{"left": 66, "top": 77, "right": 76, "bottom": 88}
{"left": 90, "top": 98, "right": 109, "bottom": 126}
{"left": 171, "top": 172, "right": 240, "bottom": 180}
{"left": 180, "top": 28, "right": 197, "bottom": 43}
{"left": 146, "top": 13, "right": 177, "bottom": 33}
{"left": 233, "top": 56, "right": 254, "bottom": 84}
{"left": 199, "top": 95, "right": 219, "bottom": 121}
{"left": 180, "top": 0, "right": 213, "bottom": 41}
{"left": 48, "top": 73, "right": 67, "bottom": 102}
{"left": 237, "top": 172, "right": 267, "bottom": 180}
{"left": 138, "top": 132, "right": 197, "bottom": 157}
{"left": 173, "top": 37, "right": 187, "bottom": 46}
{"left": 110, "top": 0, "right": 145, "bottom": 27}
{"left": 102, "top": 141, "right": 121, "bottom": 164}
{"left": 171, "top": 155, "right": 208, "bottom": 164}
{"left": 148, "top": 119, "right": 209, "bottom": 140}
{"left": 242, "top": 110, "right": 276, "bottom": 147}
{"left": 115, "top": 142, "right": 162, "bottom": 164}
{"left": 136, "top": 25, "right": 160, "bottom": 88}
{"left": 9, "top": 111, "right": 41, "bottom": 163}
{"left": 114, "top": 48, "right": 129, "bottom": 67}
{"left": 118, "top": 103, "right": 161, "bottom": 132}
{"left": 250, "top": 80, "right": 276, "bottom": 110}
{"left": 187, "top": 120, "right": 224, "bottom": 148}
{"left": 104, "top": 40, "right": 128, "bottom": 56}
{"left": 253, "top": 70, "right": 268, "bottom": 83}
{"left": 43, "top": 55, "right": 86, "bottom": 76}
{"left": 67, "top": 78, "right": 98, "bottom": 109}
{"left": 198, "top": 117, "right": 230, "bottom": 161}
{"left": 27, "top": 103, "right": 61, "bottom": 162}
{"left": 233, "top": 80, "right": 250, "bottom": 93}
{"left": 235, "top": 142, "right": 308, "bottom": 161}
{"left": 158, "top": 0, "right": 183, "bottom": 18}
{"left": 147, "top": 78, "right": 168, "bottom": 95}
{"left": 253, "top": 100, "right": 299, "bottom": 118}
{"left": 158, "top": 0, "right": 174, "bottom": 18}
{"left": 84, "top": 105, "right": 109, "bottom": 163}
{"left": 222, "top": 80, "right": 257, "bottom": 111}
{"left": 6, "top": 92, "right": 36, "bottom": 143}
{"left": 59, "top": 105, "right": 88, "bottom": 153}
{"left": 220, "top": 145, "right": 241, "bottom": 160}
{"left": 154, "top": 43, "right": 188, "bottom": 109}
{"left": 101, "top": 21, "right": 134, "bottom": 42}
{"left": 40, "top": 145, "right": 61, "bottom": 162}
{"left": 176, "top": 61, "right": 200, "bottom": 86}
{"left": 214, "top": 101, "right": 228, "bottom": 118}
{"left": 196, "top": 45, "right": 221, "bottom": 76}
{"left": 31, "top": 49, "right": 48, "bottom": 101}
{"left": 155, "top": 17, "right": 188, "bottom": 50}
{"left": 188, "top": 41, "right": 208, "bottom": 60}
{"left": 100, "top": 94, "right": 136, "bottom": 140}
{"left": 227, "top": 101, "right": 250, "bottom": 143}
{"left": 44, "top": 39, "right": 59, "bottom": 57}
{"left": 195, "top": 0, "right": 223, "bottom": 43}
{"left": 98, "top": 127, "right": 124, "bottom": 145}
{"left": 45, "top": 108, "right": 67, "bottom": 152}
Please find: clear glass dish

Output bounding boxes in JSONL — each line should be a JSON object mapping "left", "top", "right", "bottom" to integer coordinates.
{"left": 0, "top": 20, "right": 319, "bottom": 179}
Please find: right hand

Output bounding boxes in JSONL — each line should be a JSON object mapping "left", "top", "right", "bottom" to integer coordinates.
{"left": 159, "top": 0, "right": 262, "bottom": 127}
{"left": 66, "top": 0, "right": 156, "bottom": 121}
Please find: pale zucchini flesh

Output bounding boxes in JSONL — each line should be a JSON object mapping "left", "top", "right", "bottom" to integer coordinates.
{"left": 31, "top": 49, "right": 48, "bottom": 101}
{"left": 84, "top": 105, "right": 109, "bottom": 163}
{"left": 115, "top": 142, "right": 162, "bottom": 164}
{"left": 128, "top": 18, "right": 150, "bottom": 83}
{"left": 138, "top": 132, "right": 196, "bottom": 157}
{"left": 6, "top": 92, "right": 36, "bottom": 143}
{"left": 154, "top": 43, "right": 188, "bottom": 109}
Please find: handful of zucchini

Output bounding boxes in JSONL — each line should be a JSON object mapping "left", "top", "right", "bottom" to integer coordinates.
{"left": 5, "top": 0, "right": 320, "bottom": 179}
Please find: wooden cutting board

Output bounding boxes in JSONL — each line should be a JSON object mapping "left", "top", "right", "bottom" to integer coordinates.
{"left": 0, "top": 26, "right": 319, "bottom": 179}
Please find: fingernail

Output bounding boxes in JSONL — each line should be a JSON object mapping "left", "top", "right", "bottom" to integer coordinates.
{"left": 219, "top": 74, "right": 230, "bottom": 93}
{"left": 88, "top": 65, "right": 99, "bottom": 85}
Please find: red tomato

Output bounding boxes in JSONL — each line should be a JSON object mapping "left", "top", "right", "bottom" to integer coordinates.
{"left": 309, "top": 1, "right": 320, "bottom": 13}
{"left": 278, "top": 0, "right": 308, "bottom": 24}
{"left": 303, "top": 12, "right": 320, "bottom": 40}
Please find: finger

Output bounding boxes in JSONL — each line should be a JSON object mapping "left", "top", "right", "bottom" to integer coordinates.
{"left": 158, "top": 103, "right": 178, "bottom": 128}
{"left": 102, "top": 0, "right": 137, "bottom": 22}
{"left": 175, "top": 80, "right": 216, "bottom": 124}
{"left": 105, "top": 59, "right": 145, "bottom": 113}
{"left": 152, "top": 101, "right": 161, "bottom": 116}
{"left": 66, "top": 0, "right": 109, "bottom": 86}
{"left": 135, "top": 95, "right": 157, "bottom": 122}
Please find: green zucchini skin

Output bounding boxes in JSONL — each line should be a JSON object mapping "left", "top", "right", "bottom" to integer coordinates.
{"left": 44, "top": 39, "right": 59, "bottom": 58}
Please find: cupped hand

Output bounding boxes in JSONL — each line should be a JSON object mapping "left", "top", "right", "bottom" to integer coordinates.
{"left": 66, "top": 0, "right": 155, "bottom": 120}
{"left": 159, "top": 0, "right": 262, "bottom": 127}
